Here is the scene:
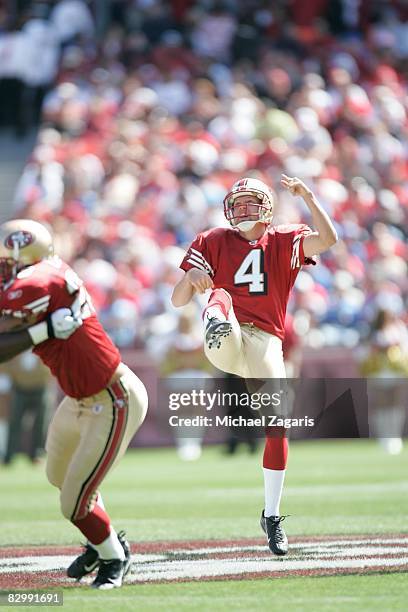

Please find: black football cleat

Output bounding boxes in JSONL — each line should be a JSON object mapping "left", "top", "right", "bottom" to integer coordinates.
{"left": 117, "top": 530, "right": 131, "bottom": 577}
{"left": 260, "top": 511, "right": 288, "bottom": 556}
{"left": 205, "top": 317, "right": 232, "bottom": 349}
{"left": 91, "top": 531, "right": 131, "bottom": 590}
{"left": 67, "top": 543, "right": 99, "bottom": 579}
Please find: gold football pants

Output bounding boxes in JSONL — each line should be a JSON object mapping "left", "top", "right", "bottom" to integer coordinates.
{"left": 45, "top": 364, "right": 148, "bottom": 520}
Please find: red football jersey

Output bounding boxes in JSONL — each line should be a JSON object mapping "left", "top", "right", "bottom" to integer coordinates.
{"left": 181, "top": 225, "right": 315, "bottom": 340}
{"left": 0, "top": 256, "right": 121, "bottom": 398}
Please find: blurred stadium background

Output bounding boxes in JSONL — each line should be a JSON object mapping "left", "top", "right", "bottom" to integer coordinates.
{"left": 0, "top": 0, "right": 406, "bottom": 458}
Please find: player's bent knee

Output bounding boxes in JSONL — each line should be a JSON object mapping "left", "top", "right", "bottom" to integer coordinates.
{"left": 204, "top": 343, "right": 242, "bottom": 377}
{"left": 60, "top": 502, "right": 72, "bottom": 520}
{"left": 204, "top": 342, "right": 228, "bottom": 370}
{"left": 45, "top": 462, "right": 63, "bottom": 489}
{"left": 60, "top": 493, "right": 76, "bottom": 520}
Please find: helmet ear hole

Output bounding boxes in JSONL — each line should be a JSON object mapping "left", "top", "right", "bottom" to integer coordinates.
{"left": 0, "top": 258, "right": 17, "bottom": 288}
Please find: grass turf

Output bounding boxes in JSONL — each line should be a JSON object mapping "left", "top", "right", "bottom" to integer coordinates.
{"left": 0, "top": 439, "right": 406, "bottom": 545}
{"left": 59, "top": 573, "right": 408, "bottom": 612}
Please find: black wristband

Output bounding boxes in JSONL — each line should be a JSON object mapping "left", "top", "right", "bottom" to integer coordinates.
{"left": 46, "top": 314, "right": 55, "bottom": 339}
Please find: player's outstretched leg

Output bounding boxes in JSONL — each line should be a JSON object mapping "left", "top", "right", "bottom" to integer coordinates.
{"left": 203, "top": 289, "right": 246, "bottom": 376}
{"left": 204, "top": 288, "right": 233, "bottom": 349}
{"left": 205, "top": 317, "right": 232, "bottom": 349}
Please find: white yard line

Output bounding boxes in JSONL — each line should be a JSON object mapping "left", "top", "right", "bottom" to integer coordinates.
{"left": 1, "top": 536, "right": 408, "bottom": 582}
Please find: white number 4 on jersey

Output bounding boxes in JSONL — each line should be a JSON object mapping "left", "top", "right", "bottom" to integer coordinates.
{"left": 234, "top": 249, "right": 267, "bottom": 294}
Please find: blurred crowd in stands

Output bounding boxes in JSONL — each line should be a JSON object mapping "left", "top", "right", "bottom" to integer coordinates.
{"left": 1, "top": 0, "right": 407, "bottom": 372}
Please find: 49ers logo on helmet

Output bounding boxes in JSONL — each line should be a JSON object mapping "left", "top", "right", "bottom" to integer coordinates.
{"left": 4, "top": 231, "right": 34, "bottom": 250}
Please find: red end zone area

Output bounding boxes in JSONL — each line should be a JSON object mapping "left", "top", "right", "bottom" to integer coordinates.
{"left": 1, "top": 535, "right": 408, "bottom": 589}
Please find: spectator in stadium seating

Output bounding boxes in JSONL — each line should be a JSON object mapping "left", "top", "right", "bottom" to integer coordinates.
{"left": 2, "top": 352, "right": 52, "bottom": 466}
{"left": 22, "top": 8, "right": 60, "bottom": 128}
{"left": 190, "top": 3, "right": 237, "bottom": 63}
{"left": 360, "top": 309, "right": 408, "bottom": 455}
{"left": 0, "top": 22, "right": 30, "bottom": 136}
{"left": 160, "top": 303, "right": 212, "bottom": 461}
{"left": 50, "top": 0, "right": 95, "bottom": 46}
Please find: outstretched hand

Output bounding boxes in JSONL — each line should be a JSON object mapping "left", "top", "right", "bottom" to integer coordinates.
{"left": 281, "top": 174, "right": 311, "bottom": 199}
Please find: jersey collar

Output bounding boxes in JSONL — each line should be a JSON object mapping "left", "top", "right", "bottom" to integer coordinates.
{"left": 234, "top": 226, "right": 270, "bottom": 245}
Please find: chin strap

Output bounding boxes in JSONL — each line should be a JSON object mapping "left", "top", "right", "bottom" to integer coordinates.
{"left": 236, "top": 220, "right": 258, "bottom": 231}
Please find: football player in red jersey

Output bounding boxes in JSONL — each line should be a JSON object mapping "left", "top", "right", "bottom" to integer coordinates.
{"left": 0, "top": 219, "right": 148, "bottom": 589}
{"left": 172, "top": 175, "right": 338, "bottom": 555}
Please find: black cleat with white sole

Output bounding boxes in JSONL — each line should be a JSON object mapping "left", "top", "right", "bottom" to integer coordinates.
{"left": 67, "top": 543, "right": 99, "bottom": 580}
{"left": 260, "top": 511, "right": 288, "bottom": 556}
{"left": 91, "top": 531, "right": 131, "bottom": 590}
{"left": 205, "top": 317, "right": 232, "bottom": 349}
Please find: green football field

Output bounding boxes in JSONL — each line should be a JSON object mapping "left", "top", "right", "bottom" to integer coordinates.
{"left": 1, "top": 439, "right": 408, "bottom": 610}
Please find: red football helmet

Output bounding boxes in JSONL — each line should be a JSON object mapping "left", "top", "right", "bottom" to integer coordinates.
{"left": 223, "top": 178, "right": 274, "bottom": 230}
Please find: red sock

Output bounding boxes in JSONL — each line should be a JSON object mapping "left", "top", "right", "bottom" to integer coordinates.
{"left": 263, "top": 428, "right": 288, "bottom": 470}
{"left": 73, "top": 503, "right": 111, "bottom": 544}
{"left": 203, "top": 289, "right": 231, "bottom": 320}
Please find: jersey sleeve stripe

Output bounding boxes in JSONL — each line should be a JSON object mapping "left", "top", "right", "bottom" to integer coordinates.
{"left": 189, "top": 248, "right": 214, "bottom": 275}
{"left": 186, "top": 258, "right": 208, "bottom": 273}
{"left": 188, "top": 252, "right": 211, "bottom": 269}
{"left": 31, "top": 307, "right": 49, "bottom": 315}
{"left": 291, "top": 229, "right": 313, "bottom": 269}
{"left": 23, "top": 295, "right": 51, "bottom": 309}
{"left": 31, "top": 303, "right": 51, "bottom": 314}
{"left": 291, "top": 235, "right": 302, "bottom": 269}
{"left": 188, "top": 253, "right": 213, "bottom": 275}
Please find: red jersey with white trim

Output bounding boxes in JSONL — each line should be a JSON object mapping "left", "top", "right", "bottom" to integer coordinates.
{"left": 181, "top": 225, "right": 315, "bottom": 340}
{"left": 0, "top": 256, "right": 121, "bottom": 398}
